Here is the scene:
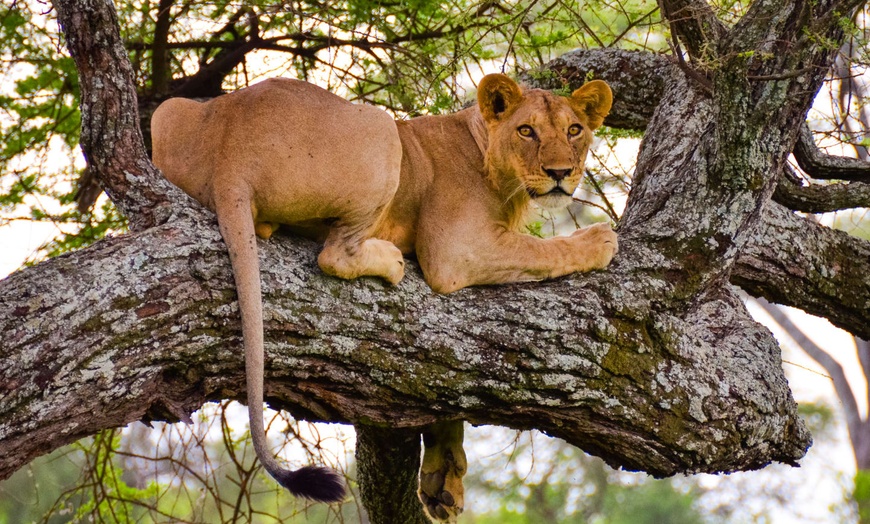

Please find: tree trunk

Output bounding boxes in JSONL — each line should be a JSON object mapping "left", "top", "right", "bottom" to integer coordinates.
{"left": 356, "top": 425, "right": 430, "bottom": 524}
{"left": 4, "top": 0, "right": 870, "bottom": 521}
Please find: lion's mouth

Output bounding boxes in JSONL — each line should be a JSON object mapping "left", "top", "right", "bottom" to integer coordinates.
{"left": 527, "top": 186, "right": 572, "bottom": 198}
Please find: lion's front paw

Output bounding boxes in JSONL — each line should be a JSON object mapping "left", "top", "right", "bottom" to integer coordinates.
{"left": 383, "top": 246, "right": 406, "bottom": 286}
{"left": 572, "top": 222, "right": 618, "bottom": 269}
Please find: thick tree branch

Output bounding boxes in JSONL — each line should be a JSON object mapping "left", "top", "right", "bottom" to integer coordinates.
{"left": 0, "top": 217, "right": 811, "bottom": 483}
{"left": 734, "top": 202, "right": 870, "bottom": 340}
{"left": 658, "top": 0, "right": 727, "bottom": 62}
{"left": 521, "top": 48, "right": 672, "bottom": 131}
{"left": 52, "top": 0, "right": 187, "bottom": 230}
{"left": 794, "top": 124, "right": 870, "bottom": 182}
{"left": 774, "top": 165, "right": 870, "bottom": 212}
{"left": 170, "top": 39, "right": 263, "bottom": 98}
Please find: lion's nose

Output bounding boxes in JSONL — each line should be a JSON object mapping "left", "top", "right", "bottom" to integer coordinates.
{"left": 544, "top": 168, "right": 573, "bottom": 181}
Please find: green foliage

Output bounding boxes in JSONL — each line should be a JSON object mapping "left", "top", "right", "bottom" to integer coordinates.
{"left": 598, "top": 480, "right": 706, "bottom": 524}
{"left": 797, "top": 400, "right": 837, "bottom": 438}
{"left": 596, "top": 126, "right": 645, "bottom": 141}
{"left": 73, "top": 431, "right": 160, "bottom": 523}
{"left": 525, "top": 221, "right": 545, "bottom": 238}
{"left": 30, "top": 193, "right": 128, "bottom": 263}
{"left": 0, "top": 447, "right": 83, "bottom": 524}
{"left": 1, "top": 3, "right": 124, "bottom": 264}
{"left": 854, "top": 469, "right": 870, "bottom": 523}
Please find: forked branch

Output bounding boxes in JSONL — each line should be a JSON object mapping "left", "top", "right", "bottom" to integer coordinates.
{"left": 774, "top": 165, "right": 870, "bottom": 212}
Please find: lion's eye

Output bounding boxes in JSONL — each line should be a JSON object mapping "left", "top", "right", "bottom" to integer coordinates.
{"left": 568, "top": 124, "right": 583, "bottom": 137}
{"left": 517, "top": 125, "right": 535, "bottom": 138}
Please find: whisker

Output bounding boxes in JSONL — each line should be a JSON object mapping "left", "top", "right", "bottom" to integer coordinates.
{"left": 502, "top": 180, "right": 528, "bottom": 207}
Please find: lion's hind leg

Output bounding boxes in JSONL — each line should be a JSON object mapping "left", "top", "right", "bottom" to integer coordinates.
{"left": 419, "top": 421, "right": 466, "bottom": 523}
{"left": 317, "top": 222, "right": 405, "bottom": 285}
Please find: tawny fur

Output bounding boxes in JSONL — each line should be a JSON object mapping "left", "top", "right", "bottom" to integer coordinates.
{"left": 151, "top": 74, "right": 615, "bottom": 521}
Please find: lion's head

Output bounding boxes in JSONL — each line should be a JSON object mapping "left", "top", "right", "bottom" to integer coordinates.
{"left": 477, "top": 74, "right": 613, "bottom": 217}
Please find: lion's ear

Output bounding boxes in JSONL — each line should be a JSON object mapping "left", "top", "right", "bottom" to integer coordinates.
{"left": 477, "top": 74, "right": 523, "bottom": 123}
{"left": 569, "top": 80, "right": 613, "bottom": 130}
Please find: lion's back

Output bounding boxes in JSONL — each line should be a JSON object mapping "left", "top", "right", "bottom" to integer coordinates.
{"left": 151, "top": 97, "right": 212, "bottom": 204}
{"left": 151, "top": 78, "right": 401, "bottom": 220}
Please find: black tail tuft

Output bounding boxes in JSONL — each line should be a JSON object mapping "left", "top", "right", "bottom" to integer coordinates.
{"left": 272, "top": 466, "right": 346, "bottom": 503}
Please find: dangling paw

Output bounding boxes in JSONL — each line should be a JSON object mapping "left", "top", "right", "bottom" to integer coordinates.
{"left": 419, "top": 423, "right": 466, "bottom": 522}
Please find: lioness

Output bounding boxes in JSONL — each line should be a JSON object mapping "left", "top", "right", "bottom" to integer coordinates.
{"left": 151, "top": 73, "right": 615, "bottom": 522}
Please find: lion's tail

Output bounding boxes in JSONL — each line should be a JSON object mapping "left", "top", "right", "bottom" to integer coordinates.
{"left": 214, "top": 188, "right": 346, "bottom": 503}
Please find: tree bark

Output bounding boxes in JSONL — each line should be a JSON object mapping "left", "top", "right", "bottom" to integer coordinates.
{"left": 735, "top": 204, "right": 870, "bottom": 340}
{"left": 356, "top": 425, "right": 430, "bottom": 524}
{"left": 520, "top": 48, "right": 672, "bottom": 131}
{"left": 773, "top": 174, "right": 870, "bottom": 213}
{"left": 5, "top": 0, "right": 870, "bottom": 521}
{"left": 53, "top": 0, "right": 187, "bottom": 230}
{"left": 0, "top": 215, "right": 811, "bottom": 481}
{"left": 793, "top": 124, "right": 870, "bottom": 182}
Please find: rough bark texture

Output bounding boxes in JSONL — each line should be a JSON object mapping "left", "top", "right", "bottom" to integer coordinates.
{"left": 734, "top": 203, "right": 870, "bottom": 341}
{"left": 3, "top": 0, "right": 870, "bottom": 522}
{"left": 53, "top": 0, "right": 188, "bottom": 230}
{"left": 520, "top": 48, "right": 672, "bottom": 130}
{"left": 794, "top": 124, "right": 870, "bottom": 182}
{"left": 0, "top": 216, "right": 811, "bottom": 481}
{"left": 356, "top": 425, "right": 429, "bottom": 524}
{"left": 773, "top": 175, "right": 870, "bottom": 213}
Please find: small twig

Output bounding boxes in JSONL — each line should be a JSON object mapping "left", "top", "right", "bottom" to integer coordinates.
{"left": 666, "top": 35, "right": 713, "bottom": 94}
{"left": 571, "top": 196, "right": 617, "bottom": 219}
{"left": 582, "top": 169, "right": 620, "bottom": 221}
